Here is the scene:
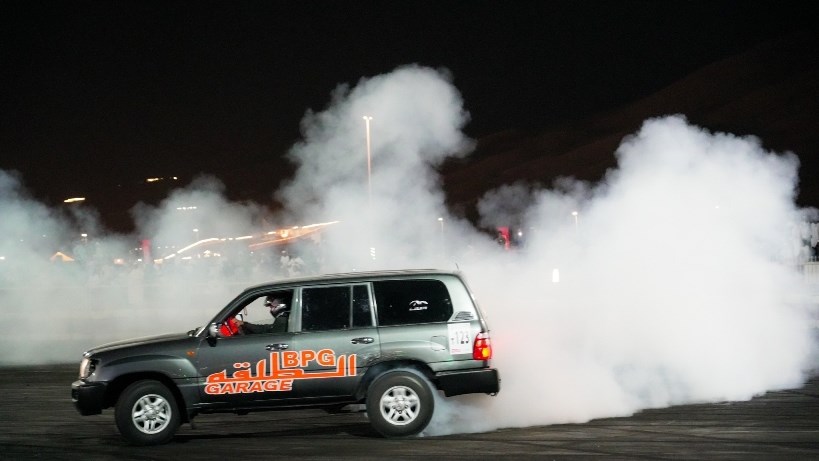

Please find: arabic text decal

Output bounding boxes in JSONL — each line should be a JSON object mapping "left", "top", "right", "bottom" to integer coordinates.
{"left": 204, "top": 349, "right": 357, "bottom": 395}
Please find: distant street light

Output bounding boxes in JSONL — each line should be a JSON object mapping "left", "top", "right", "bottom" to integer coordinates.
{"left": 572, "top": 211, "right": 579, "bottom": 231}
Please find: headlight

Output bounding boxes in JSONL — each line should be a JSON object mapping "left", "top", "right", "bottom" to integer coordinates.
{"left": 79, "top": 355, "right": 97, "bottom": 379}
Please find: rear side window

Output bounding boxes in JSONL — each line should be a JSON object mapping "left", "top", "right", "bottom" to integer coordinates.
{"left": 301, "top": 284, "right": 373, "bottom": 331}
{"left": 373, "top": 279, "right": 453, "bottom": 326}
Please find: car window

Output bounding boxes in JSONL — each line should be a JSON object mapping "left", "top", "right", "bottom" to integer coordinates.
{"left": 230, "top": 289, "right": 293, "bottom": 335}
{"left": 240, "top": 297, "right": 275, "bottom": 326}
{"left": 301, "top": 284, "right": 373, "bottom": 332}
{"left": 373, "top": 279, "right": 453, "bottom": 326}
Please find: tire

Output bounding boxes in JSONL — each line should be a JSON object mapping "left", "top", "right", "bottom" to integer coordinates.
{"left": 115, "top": 380, "right": 181, "bottom": 446}
{"left": 366, "top": 370, "right": 434, "bottom": 437}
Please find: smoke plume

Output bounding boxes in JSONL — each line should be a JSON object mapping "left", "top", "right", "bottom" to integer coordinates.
{"left": 1, "top": 65, "right": 816, "bottom": 434}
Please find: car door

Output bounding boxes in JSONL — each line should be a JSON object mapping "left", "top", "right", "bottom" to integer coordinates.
{"left": 196, "top": 329, "right": 298, "bottom": 407}
{"left": 291, "top": 283, "right": 380, "bottom": 399}
{"left": 196, "top": 291, "right": 301, "bottom": 407}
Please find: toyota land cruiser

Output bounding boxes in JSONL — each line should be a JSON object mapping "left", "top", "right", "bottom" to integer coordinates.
{"left": 71, "top": 270, "right": 500, "bottom": 445}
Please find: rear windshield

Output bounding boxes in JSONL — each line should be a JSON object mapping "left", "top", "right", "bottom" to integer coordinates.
{"left": 373, "top": 279, "right": 453, "bottom": 326}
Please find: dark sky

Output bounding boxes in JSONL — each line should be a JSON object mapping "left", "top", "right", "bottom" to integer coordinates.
{"left": 1, "top": 1, "right": 815, "bottom": 230}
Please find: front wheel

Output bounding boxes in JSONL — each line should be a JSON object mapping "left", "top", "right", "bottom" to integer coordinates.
{"left": 366, "top": 370, "right": 434, "bottom": 437}
{"left": 115, "top": 380, "right": 181, "bottom": 445}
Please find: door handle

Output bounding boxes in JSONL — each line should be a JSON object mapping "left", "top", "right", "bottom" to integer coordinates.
{"left": 351, "top": 337, "right": 374, "bottom": 344}
{"left": 266, "top": 343, "right": 290, "bottom": 351}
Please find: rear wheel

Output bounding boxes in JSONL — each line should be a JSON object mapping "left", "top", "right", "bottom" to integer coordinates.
{"left": 366, "top": 371, "right": 434, "bottom": 437}
{"left": 115, "top": 380, "right": 180, "bottom": 445}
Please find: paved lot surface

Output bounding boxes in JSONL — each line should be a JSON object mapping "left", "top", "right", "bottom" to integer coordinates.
{"left": 1, "top": 364, "right": 818, "bottom": 460}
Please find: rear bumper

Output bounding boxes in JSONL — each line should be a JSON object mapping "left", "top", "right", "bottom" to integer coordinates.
{"left": 71, "top": 380, "right": 107, "bottom": 415}
{"left": 435, "top": 368, "right": 500, "bottom": 397}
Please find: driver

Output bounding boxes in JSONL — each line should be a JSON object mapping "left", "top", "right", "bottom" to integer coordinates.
{"left": 235, "top": 296, "right": 290, "bottom": 334}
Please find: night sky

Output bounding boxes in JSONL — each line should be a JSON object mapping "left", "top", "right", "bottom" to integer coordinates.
{"left": 1, "top": 1, "right": 815, "bottom": 231}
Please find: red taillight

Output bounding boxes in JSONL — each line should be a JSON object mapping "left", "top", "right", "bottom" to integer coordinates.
{"left": 473, "top": 332, "right": 492, "bottom": 360}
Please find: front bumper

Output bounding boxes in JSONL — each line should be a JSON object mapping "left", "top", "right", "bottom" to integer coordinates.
{"left": 435, "top": 367, "right": 500, "bottom": 397}
{"left": 71, "top": 380, "right": 107, "bottom": 415}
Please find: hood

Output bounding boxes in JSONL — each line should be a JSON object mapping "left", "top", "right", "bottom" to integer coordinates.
{"left": 85, "top": 332, "right": 193, "bottom": 356}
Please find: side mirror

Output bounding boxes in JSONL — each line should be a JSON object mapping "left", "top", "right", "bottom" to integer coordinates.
{"left": 208, "top": 322, "right": 220, "bottom": 338}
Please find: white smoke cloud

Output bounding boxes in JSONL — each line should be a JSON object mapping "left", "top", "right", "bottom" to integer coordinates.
{"left": 131, "top": 175, "right": 265, "bottom": 252}
{"left": 0, "top": 66, "right": 816, "bottom": 437}
{"left": 275, "top": 65, "right": 475, "bottom": 271}
{"left": 425, "top": 115, "right": 819, "bottom": 434}
{"left": 0, "top": 172, "right": 271, "bottom": 364}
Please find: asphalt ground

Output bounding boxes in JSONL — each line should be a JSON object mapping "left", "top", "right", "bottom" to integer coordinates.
{"left": 1, "top": 364, "right": 818, "bottom": 460}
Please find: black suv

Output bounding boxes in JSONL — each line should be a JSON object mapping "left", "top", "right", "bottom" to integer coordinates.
{"left": 72, "top": 270, "right": 500, "bottom": 445}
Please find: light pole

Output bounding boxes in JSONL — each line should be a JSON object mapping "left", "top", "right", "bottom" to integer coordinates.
{"left": 572, "top": 211, "right": 579, "bottom": 231}
{"left": 363, "top": 116, "right": 373, "bottom": 206}
{"left": 363, "top": 116, "right": 374, "bottom": 261}
{"left": 438, "top": 217, "right": 444, "bottom": 253}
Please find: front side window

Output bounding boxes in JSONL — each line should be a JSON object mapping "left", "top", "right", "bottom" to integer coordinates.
{"left": 373, "top": 279, "right": 453, "bottom": 326}
{"left": 301, "top": 284, "right": 373, "bottom": 332}
{"left": 219, "top": 289, "right": 293, "bottom": 337}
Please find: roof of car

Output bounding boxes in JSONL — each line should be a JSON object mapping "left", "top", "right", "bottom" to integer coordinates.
{"left": 243, "top": 268, "right": 462, "bottom": 292}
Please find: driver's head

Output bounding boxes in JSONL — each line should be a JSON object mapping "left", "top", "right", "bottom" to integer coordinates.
{"left": 265, "top": 296, "right": 288, "bottom": 317}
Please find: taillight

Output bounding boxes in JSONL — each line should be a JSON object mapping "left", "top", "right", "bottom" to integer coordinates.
{"left": 473, "top": 332, "right": 492, "bottom": 360}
